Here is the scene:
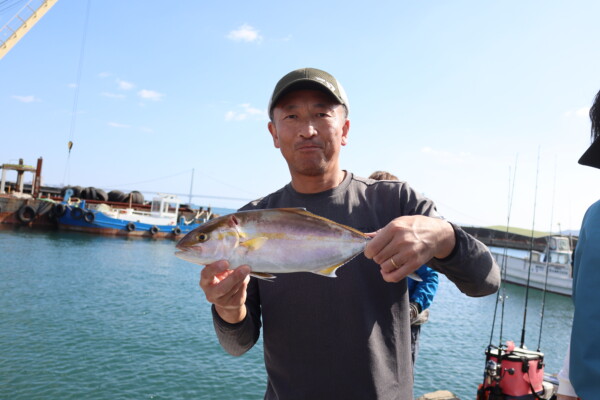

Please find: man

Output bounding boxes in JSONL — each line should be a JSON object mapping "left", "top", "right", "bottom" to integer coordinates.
{"left": 562, "top": 89, "right": 600, "bottom": 399}
{"left": 368, "top": 170, "right": 439, "bottom": 367}
{"left": 199, "top": 68, "right": 500, "bottom": 400}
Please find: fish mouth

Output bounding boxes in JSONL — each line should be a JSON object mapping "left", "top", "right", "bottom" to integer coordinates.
{"left": 174, "top": 249, "right": 188, "bottom": 257}
{"left": 174, "top": 249, "right": 200, "bottom": 264}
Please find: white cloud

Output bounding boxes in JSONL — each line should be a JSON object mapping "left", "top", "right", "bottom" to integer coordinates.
{"left": 564, "top": 107, "right": 590, "bottom": 118}
{"left": 67, "top": 83, "right": 77, "bottom": 88}
{"left": 421, "top": 146, "right": 471, "bottom": 164}
{"left": 107, "top": 122, "right": 131, "bottom": 128}
{"left": 98, "top": 72, "right": 111, "bottom": 78}
{"left": 225, "top": 110, "right": 246, "bottom": 121}
{"left": 227, "top": 24, "right": 262, "bottom": 43}
{"left": 101, "top": 92, "right": 126, "bottom": 99}
{"left": 12, "top": 95, "right": 40, "bottom": 103}
{"left": 138, "top": 89, "right": 164, "bottom": 101}
{"left": 225, "top": 103, "right": 267, "bottom": 121}
{"left": 117, "top": 79, "right": 134, "bottom": 90}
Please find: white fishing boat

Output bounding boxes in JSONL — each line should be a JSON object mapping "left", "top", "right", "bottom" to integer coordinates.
{"left": 491, "top": 235, "right": 573, "bottom": 296}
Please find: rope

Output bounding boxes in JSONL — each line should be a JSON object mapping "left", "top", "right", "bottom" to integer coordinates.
{"left": 62, "top": 0, "right": 91, "bottom": 185}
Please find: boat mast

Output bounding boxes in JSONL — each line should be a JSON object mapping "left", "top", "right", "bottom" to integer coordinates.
{"left": 188, "top": 168, "right": 195, "bottom": 205}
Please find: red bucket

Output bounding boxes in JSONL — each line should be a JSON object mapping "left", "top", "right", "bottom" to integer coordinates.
{"left": 479, "top": 346, "right": 544, "bottom": 399}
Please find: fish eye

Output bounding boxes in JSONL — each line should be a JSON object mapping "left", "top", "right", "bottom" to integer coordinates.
{"left": 197, "top": 233, "right": 209, "bottom": 242}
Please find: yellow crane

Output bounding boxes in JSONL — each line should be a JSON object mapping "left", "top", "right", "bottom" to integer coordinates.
{"left": 0, "top": 0, "right": 59, "bottom": 60}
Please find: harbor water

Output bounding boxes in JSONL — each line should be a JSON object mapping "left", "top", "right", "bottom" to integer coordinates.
{"left": 1, "top": 229, "right": 573, "bottom": 399}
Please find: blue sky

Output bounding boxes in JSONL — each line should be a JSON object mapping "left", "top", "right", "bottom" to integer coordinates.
{"left": 1, "top": 0, "right": 600, "bottom": 232}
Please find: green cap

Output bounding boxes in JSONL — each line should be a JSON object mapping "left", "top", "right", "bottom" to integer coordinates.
{"left": 268, "top": 68, "right": 349, "bottom": 119}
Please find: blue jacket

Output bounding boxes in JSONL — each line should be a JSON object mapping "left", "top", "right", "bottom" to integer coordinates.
{"left": 408, "top": 265, "right": 439, "bottom": 311}
{"left": 570, "top": 200, "right": 600, "bottom": 396}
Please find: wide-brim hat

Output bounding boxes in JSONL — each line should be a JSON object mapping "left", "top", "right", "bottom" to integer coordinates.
{"left": 268, "top": 68, "right": 349, "bottom": 119}
{"left": 578, "top": 137, "right": 600, "bottom": 169}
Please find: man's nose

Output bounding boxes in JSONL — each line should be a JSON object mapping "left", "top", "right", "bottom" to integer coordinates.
{"left": 299, "top": 120, "right": 317, "bottom": 138}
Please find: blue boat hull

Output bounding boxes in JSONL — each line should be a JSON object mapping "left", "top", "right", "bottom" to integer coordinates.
{"left": 57, "top": 204, "right": 202, "bottom": 239}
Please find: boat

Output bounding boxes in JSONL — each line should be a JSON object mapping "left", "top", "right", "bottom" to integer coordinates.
{"left": 56, "top": 190, "right": 209, "bottom": 238}
{"left": 490, "top": 235, "right": 573, "bottom": 296}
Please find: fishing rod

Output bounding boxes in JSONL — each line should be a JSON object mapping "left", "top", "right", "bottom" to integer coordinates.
{"left": 488, "top": 156, "right": 518, "bottom": 348}
{"left": 520, "top": 147, "right": 541, "bottom": 349}
{"left": 536, "top": 157, "right": 557, "bottom": 352}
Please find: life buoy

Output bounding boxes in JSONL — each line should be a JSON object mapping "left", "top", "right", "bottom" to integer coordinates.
{"left": 53, "top": 203, "right": 67, "bottom": 218}
{"left": 84, "top": 211, "right": 95, "bottom": 223}
{"left": 126, "top": 222, "right": 136, "bottom": 232}
{"left": 173, "top": 227, "right": 181, "bottom": 235}
{"left": 149, "top": 226, "right": 159, "bottom": 235}
{"left": 17, "top": 205, "right": 36, "bottom": 224}
{"left": 71, "top": 207, "right": 84, "bottom": 220}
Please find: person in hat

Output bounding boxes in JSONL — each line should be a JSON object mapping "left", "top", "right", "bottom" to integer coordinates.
{"left": 560, "top": 89, "right": 600, "bottom": 399}
{"left": 199, "top": 67, "right": 500, "bottom": 399}
{"left": 368, "top": 170, "right": 439, "bottom": 368}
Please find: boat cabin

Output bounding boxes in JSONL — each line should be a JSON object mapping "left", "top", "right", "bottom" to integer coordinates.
{"left": 531, "top": 235, "right": 572, "bottom": 265}
{"left": 150, "top": 194, "right": 181, "bottom": 218}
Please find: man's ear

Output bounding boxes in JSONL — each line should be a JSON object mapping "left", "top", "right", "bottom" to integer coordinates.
{"left": 341, "top": 118, "right": 350, "bottom": 146}
{"left": 268, "top": 121, "right": 280, "bottom": 148}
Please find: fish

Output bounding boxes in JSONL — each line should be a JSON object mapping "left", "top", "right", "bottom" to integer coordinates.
{"left": 175, "top": 207, "right": 422, "bottom": 281}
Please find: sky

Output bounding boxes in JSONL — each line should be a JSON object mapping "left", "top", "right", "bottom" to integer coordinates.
{"left": 2, "top": 0, "right": 600, "bottom": 232}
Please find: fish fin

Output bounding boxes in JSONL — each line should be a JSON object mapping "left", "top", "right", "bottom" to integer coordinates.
{"left": 278, "top": 208, "right": 369, "bottom": 238}
{"left": 314, "top": 263, "right": 344, "bottom": 278}
{"left": 408, "top": 272, "right": 422, "bottom": 282}
{"left": 250, "top": 272, "right": 276, "bottom": 281}
{"left": 239, "top": 236, "right": 268, "bottom": 251}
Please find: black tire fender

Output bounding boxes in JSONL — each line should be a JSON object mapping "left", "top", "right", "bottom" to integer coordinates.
{"left": 149, "top": 225, "right": 159, "bottom": 235}
{"left": 17, "top": 205, "right": 36, "bottom": 224}
{"left": 83, "top": 211, "right": 95, "bottom": 223}
{"left": 54, "top": 203, "right": 67, "bottom": 218}
{"left": 126, "top": 222, "right": 136, "bottom": 232}
{"left": 173, "top": 226, "right": 181, "bottom": 235}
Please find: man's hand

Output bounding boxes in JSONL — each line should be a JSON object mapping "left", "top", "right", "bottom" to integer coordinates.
{"left": 409, "top": 302, "right": 420, "bottom": 324}
{"left": 364, "top": 215, "right": 455, "bottom": 283}
{"left": 199, "top": 260, "right": 251, "bottom": 324}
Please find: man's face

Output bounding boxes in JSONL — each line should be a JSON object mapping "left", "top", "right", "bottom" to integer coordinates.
{"left": 268, "top": 89, "right": 349, "bottom": 178}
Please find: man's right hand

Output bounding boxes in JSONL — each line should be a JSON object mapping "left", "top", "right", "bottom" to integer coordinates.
{"left": 199, "top": 260, "right": 251, "bottom": 324}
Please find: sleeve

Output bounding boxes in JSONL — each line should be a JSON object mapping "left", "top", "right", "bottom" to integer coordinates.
{"left": 211, "top": 265, "right": 263, "bottom": 356}
{"left": 409, "top": 265, "right": 439, "bottom": 311}
{"left": 557, "top": 343, "right": 578, "bottom": 397}
{"left": 427, "top": 222, "right": 500, "bottom": 297}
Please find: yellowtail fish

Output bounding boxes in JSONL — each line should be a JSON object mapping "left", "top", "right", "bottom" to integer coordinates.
{"left": 175, "top": 208, "right": 422, "bottom": 281}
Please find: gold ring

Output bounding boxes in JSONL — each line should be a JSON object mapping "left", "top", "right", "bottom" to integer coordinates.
{"left": 390, "top": 257, "right": 399, "bottom": 269}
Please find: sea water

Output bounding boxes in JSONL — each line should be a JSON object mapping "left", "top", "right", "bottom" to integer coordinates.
{"left": 0, "top": 229, "right": 573, "bottom": 399}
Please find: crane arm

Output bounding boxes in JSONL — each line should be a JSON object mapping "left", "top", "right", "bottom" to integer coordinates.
{"left": 0, "top": 0, "right": 59, "bottom": 60}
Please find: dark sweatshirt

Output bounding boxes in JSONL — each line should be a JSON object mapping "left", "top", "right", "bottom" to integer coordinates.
{"left": 211, "top": 172, "right": 500, "bottom": 400}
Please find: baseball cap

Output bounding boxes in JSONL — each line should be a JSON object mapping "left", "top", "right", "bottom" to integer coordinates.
{"left": 268, "top": 68, "right": 349, "bottom": 119}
